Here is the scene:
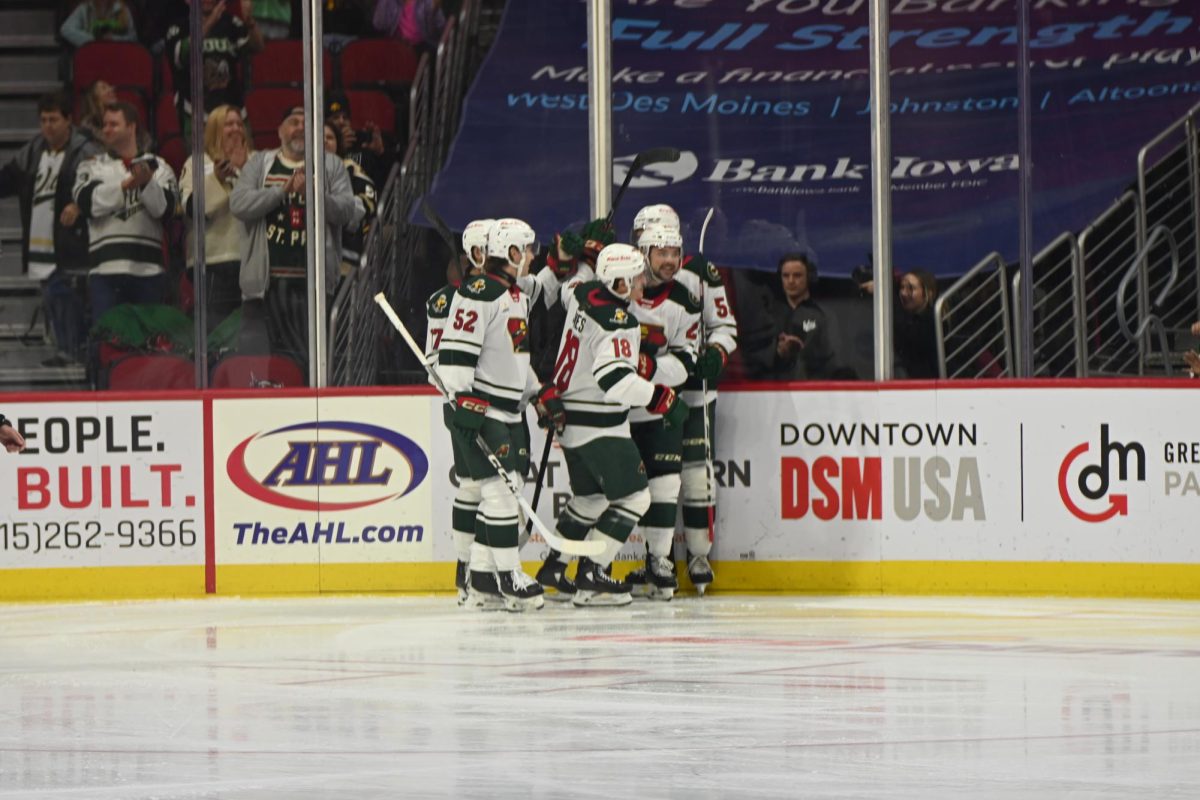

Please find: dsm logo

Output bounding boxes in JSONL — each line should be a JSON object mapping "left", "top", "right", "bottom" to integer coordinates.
{"left": 1057, "top": 424, "right": 1145, "bottom": 523}
{"left": 613, "top": 151, "right": 699, "bottom": 188}
{"left": 227, "top": 421, "right": 429, "bottom": 511}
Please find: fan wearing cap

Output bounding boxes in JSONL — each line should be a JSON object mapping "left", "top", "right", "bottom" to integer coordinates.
{"left": 230, "top": 106, "right": 357, "bottom": 373}
{"left": 325, "top": 93, "right": 391, "bottom": 187}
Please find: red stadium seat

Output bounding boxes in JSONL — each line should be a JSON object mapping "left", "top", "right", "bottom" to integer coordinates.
{"left": 249, "top": 39, "right": 333, "bottom": 87}
{"left": 73, "top": 41, "right": 153, "bottom": 96}
{"left": 212, "top": 355, "right": 306, "bottom": 388}
{"left": 158, "top": 135, "right": 187, "bottom": 176}
{"left": 160, "top": 53, "right": 174, "bottom": 95}
{"left": 107, "top": 354, "right": 194, "bottom": 390}
{"left": 339, "top": 39, "right": 418, "bottom": 91}
{"left": 156, "top": 92, "right": 180, "bottom": 141}
{"left": 244, "top": 87, "right": 304, "bottom": 139}
{"left": 344, "top": 90, "right": 397, "bottom": 134}
{"left": 75, "top": 89, "right": 148, "bottom": 131}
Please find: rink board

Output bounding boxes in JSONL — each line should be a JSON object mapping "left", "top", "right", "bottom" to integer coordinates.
{"left": 2, "top": 382, "right": 1199, "bottom": 600}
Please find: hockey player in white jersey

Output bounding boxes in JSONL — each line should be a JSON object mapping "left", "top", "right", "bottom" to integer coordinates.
{"left": 425, "top": 218, "right": 490, "bottom": 605}
{"left": 534, "top": 243, "right": 689, "bottom": 607}
{"left": 632, "top": 204, "right": 739, "bottom": 595}
{"left": 622, "top": 224, "right": 700, "bottom": 600}
{"left": 436, "top": 218, "right": 555, "bottom": 612}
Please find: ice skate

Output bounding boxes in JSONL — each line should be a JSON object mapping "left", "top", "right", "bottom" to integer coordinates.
{"left": 573, "top": 558, "right": 633, "bottom": 607}
{"left": 688, "top": 553, "right": 714, "bottom": 596}
{"left": 647, "top": 554, "right": 678, "bottom": 601}
{"left": 624, "top": 551, "right": 652, "bottom": 598}
{"left": 464, "top": 570, "right": 506, "bottom": 611}
{"left": 497, "top": 569, "right": 545, "bottom": 612}
{"left": 535, "top": 558, "right": 576, "bottom": 602}
{"left": 455, "top": 560, "right": 469, "bottom": 606}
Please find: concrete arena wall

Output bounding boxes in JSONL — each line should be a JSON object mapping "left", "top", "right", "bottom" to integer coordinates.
{"left": 1, "top": 380, "right": 1198, "bottom": 601}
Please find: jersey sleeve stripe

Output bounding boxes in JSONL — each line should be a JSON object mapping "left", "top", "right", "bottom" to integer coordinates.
{"left": 596, "top": 365, "right": 635, "bottom": 392}
{"left": 437, "top": 350, "right": 479, "bottom": 368}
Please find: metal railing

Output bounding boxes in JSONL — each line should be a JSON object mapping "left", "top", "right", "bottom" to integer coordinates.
{"left": 1077, "top": 191, "right": 1143, "bottom": 376}
{"left": 327, "top": 0, "right": 482, "bottom": 386}
{"left": 935, "top": 252, "right": 1014, "bottom": 379}
{"left": 1013, "top": 232, "right": 1084, "bottom": 378}
{"left": 1116, "top": 225, "right": 1182, "bottom": 378}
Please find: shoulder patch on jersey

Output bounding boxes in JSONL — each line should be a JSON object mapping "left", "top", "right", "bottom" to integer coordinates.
{"left": 458, "top": 275, "right": 506, "bottom": 301}
{"left": 426, "top": 285, "right": 454, "bottom": 317}
{"left": 669, "top": 281, "right": 703, "bottom": 314}
{"left": 577, "top": 283, "right": 638, "bottom": 331}
{"left": 465, "top": 277, "right": 488, "bottom": 295}
{"left": 684, "top": 253, "right": 723, "bottom": 288}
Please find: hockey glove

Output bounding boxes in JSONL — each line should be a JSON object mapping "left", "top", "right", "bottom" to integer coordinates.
{"left": 636, "top": 351, "right": 656, "bottom": 380}
{"left": 535, "top": 383, "right": 567, "bottom": 435}
{"left": 580, "top": 238, "right": 606, "bottom": 268}
{"left": 551, "top": 233, "right": 580, "bottom": 277}
{"left": 695, "top": 344, "right": 728, "bottom": 381}
{"left": 647, "top": 385, "right": 689, "bottom": 429}
{"left": 580, "top": 216, "right": 615, "bottom": 246}
{"left": 558, "top": 230, "right": 585, "bottom": 260}
{"left": 453, "top": 393, "right": 489, "bottom": 432}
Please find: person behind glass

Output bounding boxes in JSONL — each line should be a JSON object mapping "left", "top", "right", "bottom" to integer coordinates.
{"left": 322, "top": 121, "right": 374, "bottom": 275}
{"left": 180, "top": 104, "right": 251, "bottom": 331}
{"left": 325, "top": 93, "right": 389, "bottom": 187}
{"left": 165, "top": 0, "right": 264, "bottom": 135}
{"left": 230, "top": 106, "right": 356, "bottom": 373}
{"left": 859, "top": 268, "right": 940, "bottom": 379}
{"left": 0, "top": 413, "right": 26, "bottom": 454}
{"left": 60, "top": 0, "right": 138, "bottom": 47}
{"left": 79, "top": 80, "right": 118, "bottom": 142}
{"left": 73, "top": 101, "right": 178, "bottom": 323}
{"left": 745, "top": 253, "right": 836, "bottom": 380}
{"left": 0, "top": 91, "right": 102, "bottom": 366}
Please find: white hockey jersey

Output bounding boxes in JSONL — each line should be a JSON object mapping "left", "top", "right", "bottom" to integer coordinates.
{"left": 675, "top": 253, "right": 738, "bottom": 404}
{"left": 437, "top": 273, "right": 538, "bottom": 424}
{"left": 628, "top": 279, "right": 701, "bottom": 424}
{"left": 553, "top": 281, "right": 656, "bottom": 448}
{"left": 73, "top": 152, "right": 177, "bottom": 276}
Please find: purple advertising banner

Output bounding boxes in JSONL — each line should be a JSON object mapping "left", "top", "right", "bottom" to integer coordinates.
{"left": 423, "top": 0, "right": 1200, "bottom": 276}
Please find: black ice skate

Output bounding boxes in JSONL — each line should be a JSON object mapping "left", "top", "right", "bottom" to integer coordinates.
{"left": 535, "top": 558, "right": 576, "bottom": 602}
{"left": 688, "top": 553, "right": 714, "bottom": 596}
{"left": 497, "top": 569, "right": 545, "bottom": 612}
{"left": 624, "top": 551, "right": 652, "bottom": 598}
{"left": 464, "top": 570, "right": 505, "bottom": 611}
{"left": 455, "top": 560, "right": 468, "bottom": 606}
{"left": 647, "top": 554, "right": 678, "bottom": 601}
{"left": 573, "top": 558, "right": 633, "bottom": 607}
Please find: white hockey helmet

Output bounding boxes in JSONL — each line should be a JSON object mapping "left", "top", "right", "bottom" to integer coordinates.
{"left": 486, "top": 218, "right": 537, "bottom": 270}
{"left": 631, "top": 203, "right": 679, "bottom": 242}
{"left": 462, "top": 218, "right": 493, "bottom": 269}
{"left": 594, "top": 243, "right": 646, "bottom": 300}
{"left": 637, "top": 223, "right": 683, "bottom": 258}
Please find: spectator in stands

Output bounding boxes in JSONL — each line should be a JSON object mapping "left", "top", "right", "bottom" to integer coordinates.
{"left": 73, "top": 101, "right": 178, "bottom": 323}
{"left": 743, "top": 253, "right": 839, "bottom": 381}
{"left": 859, "top": 268, "right": 940, "bottom": 379}
{"left": 323, "top": 121, "right": 374, "bottom": 274}
{"left": 325, "top": 92, "right": 391, "bottom": 186}
{"left": 0, "top": 413, "right": 26, "bottom": 454}
{"left": 60, "top": 0, "right": 139, "bottom": 47}
{"left": 181, "top": 104, "right": 251, "bottom": 331}
{"left": 165, "top": 0, "right": 264, "bottom": 134}
{"left": 230, "top": 106, "right": 356, "bottom": 372}
{"left": 79, "top": 80, "right": 118, "bottom": 141}
{"left": 253, "top": 0, "right": 293, "bottom": 39}
{"left": 373, "top": 0, "right": 445, "bottom": 53}
{"left": 0, "top": 92, "right": 102, "bottom": 366}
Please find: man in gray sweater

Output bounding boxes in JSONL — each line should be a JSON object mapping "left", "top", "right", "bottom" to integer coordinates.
{"left": 230, "top": 106, "right": 357, "bottom": 375}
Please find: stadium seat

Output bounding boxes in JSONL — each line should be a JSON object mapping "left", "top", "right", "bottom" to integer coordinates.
{"left": 244, "top": 87, "right": 304, "bottom": 140}
{"left": 344, "top": 90, "right": 397, "bottom": 134}
{"left": 106, "top": 354, "right": 194, "bottom": 390}
{"left": 249, "top": 39, "right": 333, "bottom": 87}
{"left": 339, "top": 39, "right": 418, "bottom": 91}
{"left": 74, "top": 88, "right": 148, "bottom": 131}
{"left": 156, "top": 92, "right": 180, "bottom": 142}
{"left": 158, "top": 135, "right": 187, "bottom": 176}
{"left": 160, "top": 53, "right": 174, "bottom": 95}
{"left": 73, "top": 41, "right": 153, "bottom": 96}
{"left": 211, "top": 355, "right": 306, "bottom": 388}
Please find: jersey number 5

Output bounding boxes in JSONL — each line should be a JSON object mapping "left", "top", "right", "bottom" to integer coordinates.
{"left": 453, "top": 309, "right": 478, "bottom": 332}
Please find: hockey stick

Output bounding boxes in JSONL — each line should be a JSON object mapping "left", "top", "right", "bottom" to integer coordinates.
{"left": 604, "top": 147, "right": 681, "bottom": 230}
{"left": 420, "top": 197, "right": 461, "bottom": 263}
{"left": 525, "top": 430, "right": 554, "bottom": 538}
{"left": 697, "top": 207, "right": 716, "bottom": 544}
{"left": 373, "top": 293, "right": 604, "bottom": 558}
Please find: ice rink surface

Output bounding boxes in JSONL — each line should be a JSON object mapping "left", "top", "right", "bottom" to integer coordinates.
{"left": 2, "top": 593, "right": 1199, "bottom": 799}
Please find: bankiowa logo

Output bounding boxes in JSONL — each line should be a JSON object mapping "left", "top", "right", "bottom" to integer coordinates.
{"left": 613, "top": 150, "right": 699, "bottom": 188}
{"left": 1058, "top": 424, "right": 1145, "bottom": 523}
{"left": 227, "top": 421, "right": 429, "bottom": 511}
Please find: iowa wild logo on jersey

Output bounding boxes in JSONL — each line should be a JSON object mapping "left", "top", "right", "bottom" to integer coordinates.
{"left": 466, "top": 277, "right": 488, "bottom": 295}
{"left": 613, "top": 308, "right": 628, "bottom": 325}
{"left": 431, "top": 294, "right": 448, "bottom": 313}
{"left": 507, "top": 317, "right": 529, "bottom": 352}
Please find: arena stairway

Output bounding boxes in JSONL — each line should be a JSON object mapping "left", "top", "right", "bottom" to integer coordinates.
{"left": 0, "top": 1, "right": 86, "bottom": 389}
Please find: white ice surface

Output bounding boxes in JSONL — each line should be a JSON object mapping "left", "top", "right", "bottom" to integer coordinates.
{"left": 2, "top": 594, "right": 1199, "bottom": 799}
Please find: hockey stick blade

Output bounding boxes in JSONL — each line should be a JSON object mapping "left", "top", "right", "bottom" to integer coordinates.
{"left": 372, "top": 294, "right": 604, "bottom": 558}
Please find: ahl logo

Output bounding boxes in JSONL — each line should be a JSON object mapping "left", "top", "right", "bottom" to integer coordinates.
{"left": 228, "top": 421, "right": 429, "bottom": 511}
{"left": 613, "top": 151, "right": 699, "bottom": 188}
{"left": 1058, "top": 424, "right": 1145, "bottom": 523}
